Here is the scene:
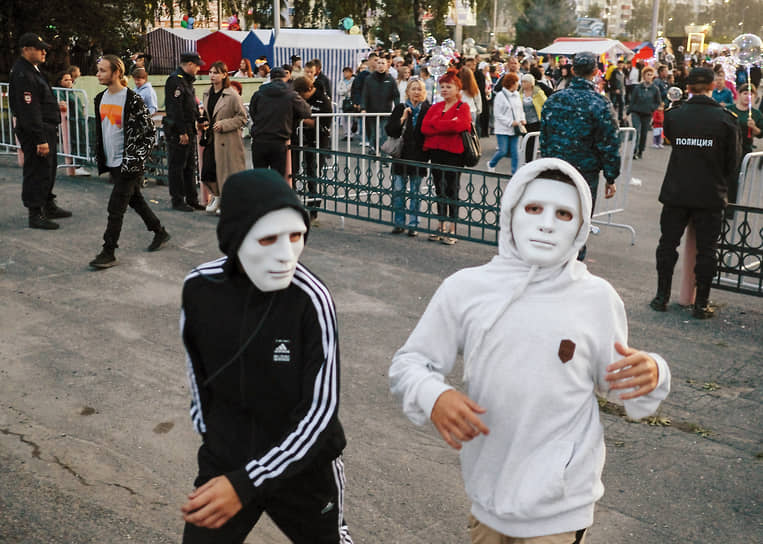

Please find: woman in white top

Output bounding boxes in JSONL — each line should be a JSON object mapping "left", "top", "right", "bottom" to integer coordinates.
{"left": 337, "top": 66, "right": 356, "bottom": 137}
{"left": 487, "top": 72, "right": 525, "bottom": 175}
{"left": 397, "top": 64, "right": 411, "bottom": 102}
{"left": 458, "top": 66, "right": 483, "bottom": 126}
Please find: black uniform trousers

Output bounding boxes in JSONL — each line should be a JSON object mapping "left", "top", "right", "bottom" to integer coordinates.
{"left": 167, "top": 137, "right": 199, "bottom": 206}
{"left": 19, "top": 124, "right": 58, "bottom": 210}
{"left": 252, "top": 140, "right": 288, "bottom": 178}
{"left": 182, "top": 457, "right": 352, "bottom": 544}
{"left": 656, "top": 205, "right": 723, "bottom": 287}
{"left": 102, "top": 168, "right": 162, "bottom": 251}
{"left": 430, "top": 149, "right": 463, "bottom": 221}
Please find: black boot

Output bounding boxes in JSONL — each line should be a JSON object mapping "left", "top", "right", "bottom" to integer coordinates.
{"left": 28, "top": 208, "right": 60, "bottom": 230}
{"left": 45, "top": 199, "right": 72, "bottom": 219}
{"left": 649, "top": 274, "right": 672, "bottom": 312}
{"left": 89, "top": 248, "right": 117, "bottom": 269}
{"left": 147, "top": 228, "right": 171, "bottom": 252}
{"left": 693, "top": 283, "right": 716, "bottom": 319}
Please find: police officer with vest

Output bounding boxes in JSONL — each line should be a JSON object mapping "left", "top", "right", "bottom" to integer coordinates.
{"left": 164, "top": 52, "right": 204, "bottom": 211}
{"left": 9, "top": 32, "right": 72, "bottom": 229}
{"left": 650, "top": 67, "right": 741, "bottom": 319}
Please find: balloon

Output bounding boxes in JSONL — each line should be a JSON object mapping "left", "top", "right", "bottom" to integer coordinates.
{"left": 183, "top": 14, "right": 188, "bottom": 21}
{"left": 665, "top": 53, "right": 675, "bottom": 64}
{"left": 423, "top": 36, "right": 437, "bottom": 53}
{"left": 442, "top": 38, "right": 456, "bottom": 50}
{"left": 431, "top": 45, "right": 443, "bottom": 57}
{"left": 349, "top": 25, "right": 361, "bottom": 35}
{"left": 654, "top": 37, "right": 666, "bottom": 52}
{"left": 463, "top": 37, "right": 475, "bottom": 48}
{"left": 389, "top": 33, "right": 399, "bottom": 44}
{"left": 180, "top": 20, "right": 188, "bottom": 28}
{"left": 732, "top": 33, "right": 763, "bottom": 65}
{"left": 667, "top": 87, "right": 682, "bottom": 102}
{"left": 441, "top": 46, "right": 454, "bottom": 59}
{"left": 428, "top": 54, "right": 449, "bottom": 78}
{"left": 187, "top": 17, "right": 194, "bottom": 28}
{"left": 342, "top": 17, "right": 353, "bottom": 30}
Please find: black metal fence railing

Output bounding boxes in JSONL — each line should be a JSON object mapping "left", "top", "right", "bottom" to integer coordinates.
{"left": 290, "top": 145, "right": 508, "bottom": 245}
{"left": 715, "top": 204, "right": 763, "bottom": 297}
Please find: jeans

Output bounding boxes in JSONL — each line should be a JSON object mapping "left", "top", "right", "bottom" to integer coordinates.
{"left": 366, "top": 117, "right": 388, "bottom": 151}
{"left": 631, "top": 113, "right": 652, "bottom": 156}
{"left": 391, "top": 174, "right": 422, "bottom": 227}
{"left": 488, "top": 134, "right": 519, "bottom": 174}
{"left": 102, "top": 168, "right": 162, "bottom": 251}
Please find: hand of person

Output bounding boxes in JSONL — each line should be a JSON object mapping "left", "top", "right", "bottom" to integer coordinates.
{"left": 401, "top": 107, "right": 412, "bottom": 121}
{"left": 605, "top": 183, "right": 616, "bottom": 199}
{"left": 511, "top": 120, "right": 519, "bottom": 126}
{"left": 36, "top": 143, "right": 49, "bottom": 157}
{"left": 303, "top": 119, "right": 315, "bottom": 128}
{"left": 213, "top": 121, "right": 222, "bottom": 132}
{"left": 181, "top": 475, "right": 242, "bottom": 529}
{"left": 59, "top": 101, "right": 67, "bottom": 113}
{"left": 179, "top": 133, "right": 190, "bottom": 145}
{"left": 605, "top": 342, "right": 659, "bottom": 400}
{"left": 431, "top": 390, "right": 489, "bottom": 450}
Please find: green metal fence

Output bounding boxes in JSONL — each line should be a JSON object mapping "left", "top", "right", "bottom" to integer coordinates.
{"left": 715, "top": 204, "right": 763, "bottom": 296}
{"left": 290, "top": 145, "right": 509, "bottom": 245}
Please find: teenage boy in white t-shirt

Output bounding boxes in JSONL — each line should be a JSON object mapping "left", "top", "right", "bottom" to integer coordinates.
{"left": 89, "top": 55, "right": 170, "bottom": 269}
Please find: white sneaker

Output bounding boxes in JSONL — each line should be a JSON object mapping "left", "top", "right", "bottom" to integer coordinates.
{"left": 74, "top": 167, "right": 91, "bottom": 176}
{"left": 487, "top": 165, "right": 496, "bottom": 173}
{"left": 205, "top": 196, "right": 221, "bottom": 214}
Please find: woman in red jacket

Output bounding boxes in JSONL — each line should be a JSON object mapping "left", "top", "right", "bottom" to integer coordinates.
{"left": 421, "top": 68, "right": 472, "bottom": 245}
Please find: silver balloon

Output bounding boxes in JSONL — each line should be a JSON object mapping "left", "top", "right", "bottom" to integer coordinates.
{"left": 442, "top": 38, "right": 456, "bottom": 50}
{"left": 431, "top": 45, "right": 443, "bottom": 57}
{"left": 732, "top": 33, "right": 763, "bottom": 65}
{"left": 389, "top": 33, "right": 400, "bottom": 45}
{"left": 428, "top": 54, "right": 449, "bottom": 78}
{"left": 463, "top": 37, "right": 475, "bottom": 48}
{"left": 665, "top": 53, "right": 675, "bottom": 64}
{"left": 441, "top": 46, "right": 454, "bottom": 59}
{"left": 423, "top": 36, "right": 437, "bottom": 54}
{"left": 667, "top": 86, "right": 683, "bottom": 102}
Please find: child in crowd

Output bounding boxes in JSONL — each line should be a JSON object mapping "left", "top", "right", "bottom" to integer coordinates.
{"left": 132, "top": 68, "right": 158, "bottom": 115}
{"left": 652, "top": 102, "right": 665, "bottom": 148}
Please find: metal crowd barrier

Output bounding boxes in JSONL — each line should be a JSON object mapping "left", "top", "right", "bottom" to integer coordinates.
{"left": 715, "top": 151, "right": 763, "bottom": 296}
{"left": 291, "top": 145, "right": 506, "bottom": 245}
{"left": 519, "top": 128, "right": 637, "bottom": 243}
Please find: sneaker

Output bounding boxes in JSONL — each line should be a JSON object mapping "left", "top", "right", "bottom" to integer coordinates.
{"left": 147, "top": 228, "right": 171, "bottom": 252}
{"left": 310, "top": 218, "right": 320, "bottom": 228}
{"left": 649, "top": 295, "right": 669, "bottom": 312}
{"left": 391, "top": 226, "right": 405, "bottom": 234}
{"left": 89, "top": 250, "right": 117, "bottom": 269}
{"left": 428, "top": 231, "right": 442, "bottom": 242}
{"left": 45, "top": 201, "right": 72, "bottom": 219}
{"left": 692, "top": 302, "right": 716, "bottom": 319}
{"left": 407, "top": 229, "right": 417, "bottom": 237}
{"left": 74, "top": 167, "right": 91, "bottom": 176}
{"left": 205, "top": 196, "right": 221, "bottom": 214}
{"left": 172, "top": 202, "right": 194, "bottom": 212}
{"left": 441, "top": 236, "right": 456, "bottom": 245}
{"left": 487, "top": 165, "right": 496, "bottom": 173}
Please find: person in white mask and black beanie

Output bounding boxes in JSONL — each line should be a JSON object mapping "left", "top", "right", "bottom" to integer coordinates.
{"left": 390, "top": 157, "right": 671, "bottom": 544}
{"left": 180, "top": 169, "right": 352, "bottom": 544}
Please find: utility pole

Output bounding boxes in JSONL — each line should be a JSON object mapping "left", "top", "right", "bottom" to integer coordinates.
{"left": 650, "top": 0, "right": 660, "bottom": 44}
{"left": 274, "top": 0, "right": 280, "bottom": 36}
{"left": 217, "top": 0, "right": 221, "bottom": 29}
{"left": 492, "top": 0, "right": 498, "bottom": 49}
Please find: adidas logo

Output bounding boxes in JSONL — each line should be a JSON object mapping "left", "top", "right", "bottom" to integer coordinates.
{"left": 273, "top": 342, "right": 291, "bottom": 363}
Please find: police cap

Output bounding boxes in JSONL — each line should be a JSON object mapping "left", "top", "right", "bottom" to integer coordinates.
{"left": 19, "top": 32, "right": 51, "bottom": 50}
{"left": 180, "top": 52, "right": 205, "bottom": 66}
{"left": 686, "top": 67, "right": 714, "bottom": 86}
{"left": 572, "top": 52, "right": 597, "bottom": 71}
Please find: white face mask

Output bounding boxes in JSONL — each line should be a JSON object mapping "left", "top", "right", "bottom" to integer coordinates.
{"left": 511, "top": 178, "right": 582, "bottom": 266}
{"left": 237, "top": 208, "right": 307, "bottom": 291}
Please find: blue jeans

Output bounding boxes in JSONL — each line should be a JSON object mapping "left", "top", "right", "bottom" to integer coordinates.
{"left": 392, "top": 174, "right": 422, "bottom": 227}
{"left": 488, "top": 134, "right": 519, "bottom": 174}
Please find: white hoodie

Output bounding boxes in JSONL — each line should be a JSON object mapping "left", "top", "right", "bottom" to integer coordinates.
{"left": 389, "top": 158, "right": 670, "bottom": 538}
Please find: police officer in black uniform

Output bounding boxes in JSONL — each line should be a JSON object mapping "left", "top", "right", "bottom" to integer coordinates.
{"left": 9, "top": 32, "right": 72, "bottom": 229}
{"left": 650, "top": 68, "right": 741, "bottom": 319}
{"left": 164, "top": 52, "right": 204, "bottom": 211}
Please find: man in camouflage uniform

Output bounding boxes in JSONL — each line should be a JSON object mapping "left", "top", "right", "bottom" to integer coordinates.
{"left": 540, "top": 51, "right": 621, "bottom": 260}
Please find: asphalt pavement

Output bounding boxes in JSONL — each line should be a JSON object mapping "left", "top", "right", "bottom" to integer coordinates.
{"left": 0, "top": 143, "right": 760, "bottom": 543}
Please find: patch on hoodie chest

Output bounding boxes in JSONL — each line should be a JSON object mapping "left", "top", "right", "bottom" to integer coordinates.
{"left": 558, "top": 339, "right": 576, "bottom": 363}
{"left": 273, "top": 339, "right": 291, "bottom": 363}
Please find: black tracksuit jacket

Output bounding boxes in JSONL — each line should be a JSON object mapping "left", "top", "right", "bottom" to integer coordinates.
{"left": 181, "top": 257, "right": 346, "bottom": 506}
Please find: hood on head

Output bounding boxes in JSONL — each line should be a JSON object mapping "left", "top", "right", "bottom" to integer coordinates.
{"left": 217, "top": 169, "right": 309, "bottom": 273}
{"left": 498, "top": 158, "right": 592, "bottom": 265}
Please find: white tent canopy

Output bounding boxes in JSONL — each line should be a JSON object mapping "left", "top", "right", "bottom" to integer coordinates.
{"left": 538, "top": 39, "right": 634, "bottom": 59}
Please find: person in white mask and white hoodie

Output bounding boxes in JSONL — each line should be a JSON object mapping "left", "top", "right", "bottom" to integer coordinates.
{"left": 390, "top": 157, "right": 671, "bottom": 544}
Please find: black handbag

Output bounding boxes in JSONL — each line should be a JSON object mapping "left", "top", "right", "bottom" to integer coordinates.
{"left": 461, "top": 122, "right": 481, "bottom": 167}
{"left": 199, "top": 127, "right": 212, "bottom": 147}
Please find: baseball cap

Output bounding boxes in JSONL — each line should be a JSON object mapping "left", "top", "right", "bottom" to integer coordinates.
{"left": 19, "top": 32, "right": 51, "bottom": 50}
{"left": 290, "top": 54, "right": 301, "bottom": 62}
{"left": 270, "top": 67, "right": 287, "bottom": 79}
{"left": 180, "top": 51, "right": 205, "bottom": 66}
{"left": 686, "top": 67, "right": 714, "bottom": 86}
{"left": 572, "top": 51, "right": 597, "bottom": 71}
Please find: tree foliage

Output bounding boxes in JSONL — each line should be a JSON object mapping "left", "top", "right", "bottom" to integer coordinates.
{"left": 514, "top": 0, "right": 576, "bottom": 49}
